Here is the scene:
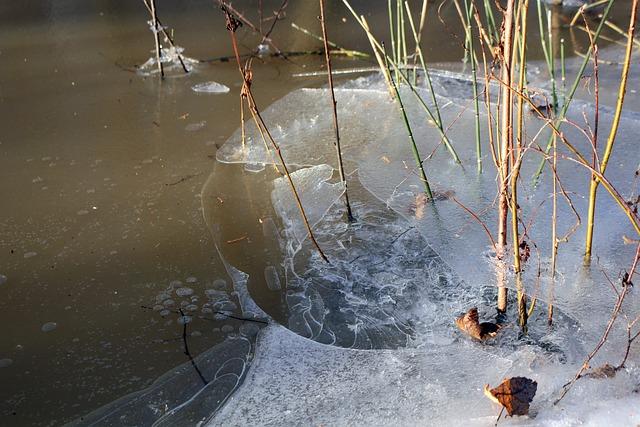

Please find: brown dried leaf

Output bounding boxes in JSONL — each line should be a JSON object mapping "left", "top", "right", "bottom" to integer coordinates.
{"left": 483, "top": 376, "right": 537, "bottom": 416}
{"left": 584, "top": 363, "right": 617, "bottom": 379}
{"left": 455, "top": 307, "right": 501, "bottom": 341}
{"left": 413, "top": 193, "right": 428, "bottom": 219}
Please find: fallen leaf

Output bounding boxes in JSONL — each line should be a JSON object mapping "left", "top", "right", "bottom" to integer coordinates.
{"left": 380, "top": 155, "right": 391, "bottom": 164}
{"left": 412, "top": 193, "right": 428, "bottom": 219}
{"left": 455, "top": 307, "right": 501, "bottom": 341}
{"left": 584, "top": 363, "right": 617, "bottom": 379}
{"left": 484, "top": 376, "right": 537, "bottom": 416}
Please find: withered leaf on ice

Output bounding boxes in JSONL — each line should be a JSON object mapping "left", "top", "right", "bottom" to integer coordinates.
{"left": 455, "top": 307, "right": 501, "bottom": 341}
{"left": 483, "top": 376, "right": 537, "bottom": 416}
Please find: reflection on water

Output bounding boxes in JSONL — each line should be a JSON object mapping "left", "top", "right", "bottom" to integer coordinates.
{"left": 0, "top": 0, "right": 634, "bottom": 424}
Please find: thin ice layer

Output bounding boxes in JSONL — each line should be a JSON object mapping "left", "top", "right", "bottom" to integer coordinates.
{"left": 215, "top": 72, "right": 639, "bottom": 331}
{"left": 271, "top": 164, "right": 345, "bottom": 246}
{"left": 73, "top": 334, "right": 255, "bottom": 427}
{"left": 272, "top": 167, "right": 582, "bottom": 354}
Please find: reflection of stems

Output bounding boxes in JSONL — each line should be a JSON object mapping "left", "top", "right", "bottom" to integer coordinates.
{"left": 290, "top": 23, "right": 369, "bottom": 58}
{"left": 179, "top": 309, "right": 208, "bottom": 385}
{"left": 383, "top": 43, "right": 433, "bottom": 199}
{"left": 319, "top": 0, "right": 355, "bottom": 223}
{"left": 223, "top": 8, "right": 329, "bottom": 263}
{"left": 585, "top": 0, "right": 638, "bottom": 259}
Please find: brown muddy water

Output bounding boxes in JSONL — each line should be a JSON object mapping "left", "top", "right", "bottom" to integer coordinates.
{"left": 0, "top": 0, "right": 633, "bottom": 425}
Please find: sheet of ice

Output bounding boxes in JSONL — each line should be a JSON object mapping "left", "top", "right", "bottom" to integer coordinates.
{"left": 210, "top": 323, "right": 509, "bottom": 426}
{"left": 73, "top": 332, "right": 257, "bottom": 427}
{"left": 206, "top": 71, "right": 640, "bottom": 424}
{"left": 216, "top": 244, "right": 269, "bottom": 320}
{"left": 218, "top": 73, "right": 640, "bottom": 333}
{"left": 191, "top": 81, "right": 230, "bottom": 94}
{"left": 355, "top": 83, "right": 640, "bottom": 333}
{"left": 210, "top": 323, "right": 640, "bottom": 426}
{"left": 216, "top": 87, "right": 403, "bottom": 168}
{"left": 271, "top": 164, "right": 345, "bottom": 247}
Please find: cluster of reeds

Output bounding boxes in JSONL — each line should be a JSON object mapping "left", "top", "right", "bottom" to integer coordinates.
{"left": 210, "top": 0, "right": 640, "bottom": 403}
{"left": 342, "top": 0, "right": 640, "bottom": 356}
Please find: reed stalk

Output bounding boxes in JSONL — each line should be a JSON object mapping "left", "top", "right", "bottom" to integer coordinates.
{"left": 222, "top": 8, "right": 329, "bottom": 263}
{"left": 512, "top": 0, "right": 530, "bottom": 329}
{"left": 362, "top": 19, "right": 395, "bottom": 96}
{"left": 585, "top": 0, "right": 639, "bottom": 259}
{"left": 569, "top": 0, "right": 609, "bottom": 26}
{"left": 403, "top": 1, "right": 443, "bottom": 129}
{"left": 290, "top": 23, "right": 369, "bottom": 58}
{"left": 410, "top": 0, "right": 429, "bottom": 84}
{"left": 141, "top": 0, "right": 189, "bottom": 73}
{"left": 549, "top": 131, "right": 558, "bottom": 326}
{"left": 496, "top": 0, "right": 517, "bottom": 314}
{"left": 344, "top": 1, "right": 462, "bottom": 164}
{"left": 482, "top": 0, "right": 499, "bottom": 44}
{"left": 319, "top": 0, "right": 355, "bottom": 222}
{"left": 560, "top": 37, "right": 565, "bottom": 107}
{"left": 396, "top": 0, "right": 402, "bottom": 67}
{"left": 383, "top": 43, "right": 433, "bottom": 199}
{"left": 149, "top": 0, "right": 164, "bottom": 78}
{"left": 399, "top": 0, "right": 408, "bottom": 68}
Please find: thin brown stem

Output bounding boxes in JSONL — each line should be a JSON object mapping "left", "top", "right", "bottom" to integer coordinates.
{"left": 223, "top": 8, "right": 329, "bottom": 263}
{"left": 149, "top": 0, "right": 164, "bottom": 78}
{"left": 319, "top": 0, "right": 355, "bottom": 222}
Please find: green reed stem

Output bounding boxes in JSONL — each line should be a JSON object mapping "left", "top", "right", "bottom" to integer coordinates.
{"left": 383, "top": 43, "right": 433, "bottom": 199}
{"left": 344, "top": 1, "right": 462, "bottom": 164}
{"left": 404, "top": 1, "right": 443, "bottom": 128}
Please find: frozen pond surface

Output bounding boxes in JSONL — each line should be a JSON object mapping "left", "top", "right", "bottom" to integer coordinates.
{"left": 208, "top": 62, "right": 640, "bottom": 423}
{"left": 2, "top": 1, "right": 640, "bottom": 424}
{"left": 77, "top": 54, "right": 640, "bottom": 425}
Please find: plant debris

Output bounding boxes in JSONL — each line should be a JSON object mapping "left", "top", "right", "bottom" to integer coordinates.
{"left": 584, "top": 363, "right": 617, "bottom": 379}
{"left": 484, "top": 376, "right": 537, "bottom": 416}
{"left": 455, "top": 307, "right": 501, "bottom": 341}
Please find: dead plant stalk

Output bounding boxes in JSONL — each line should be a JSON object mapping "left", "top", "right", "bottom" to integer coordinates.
{"left": 319, "top": 0, "right": 355, "bottom": 222}
{"left": 497, "top": 0, "right": 517, "bottom": 313}
{"left": 222, "top": 8, "right": 329, "bottom": 263}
